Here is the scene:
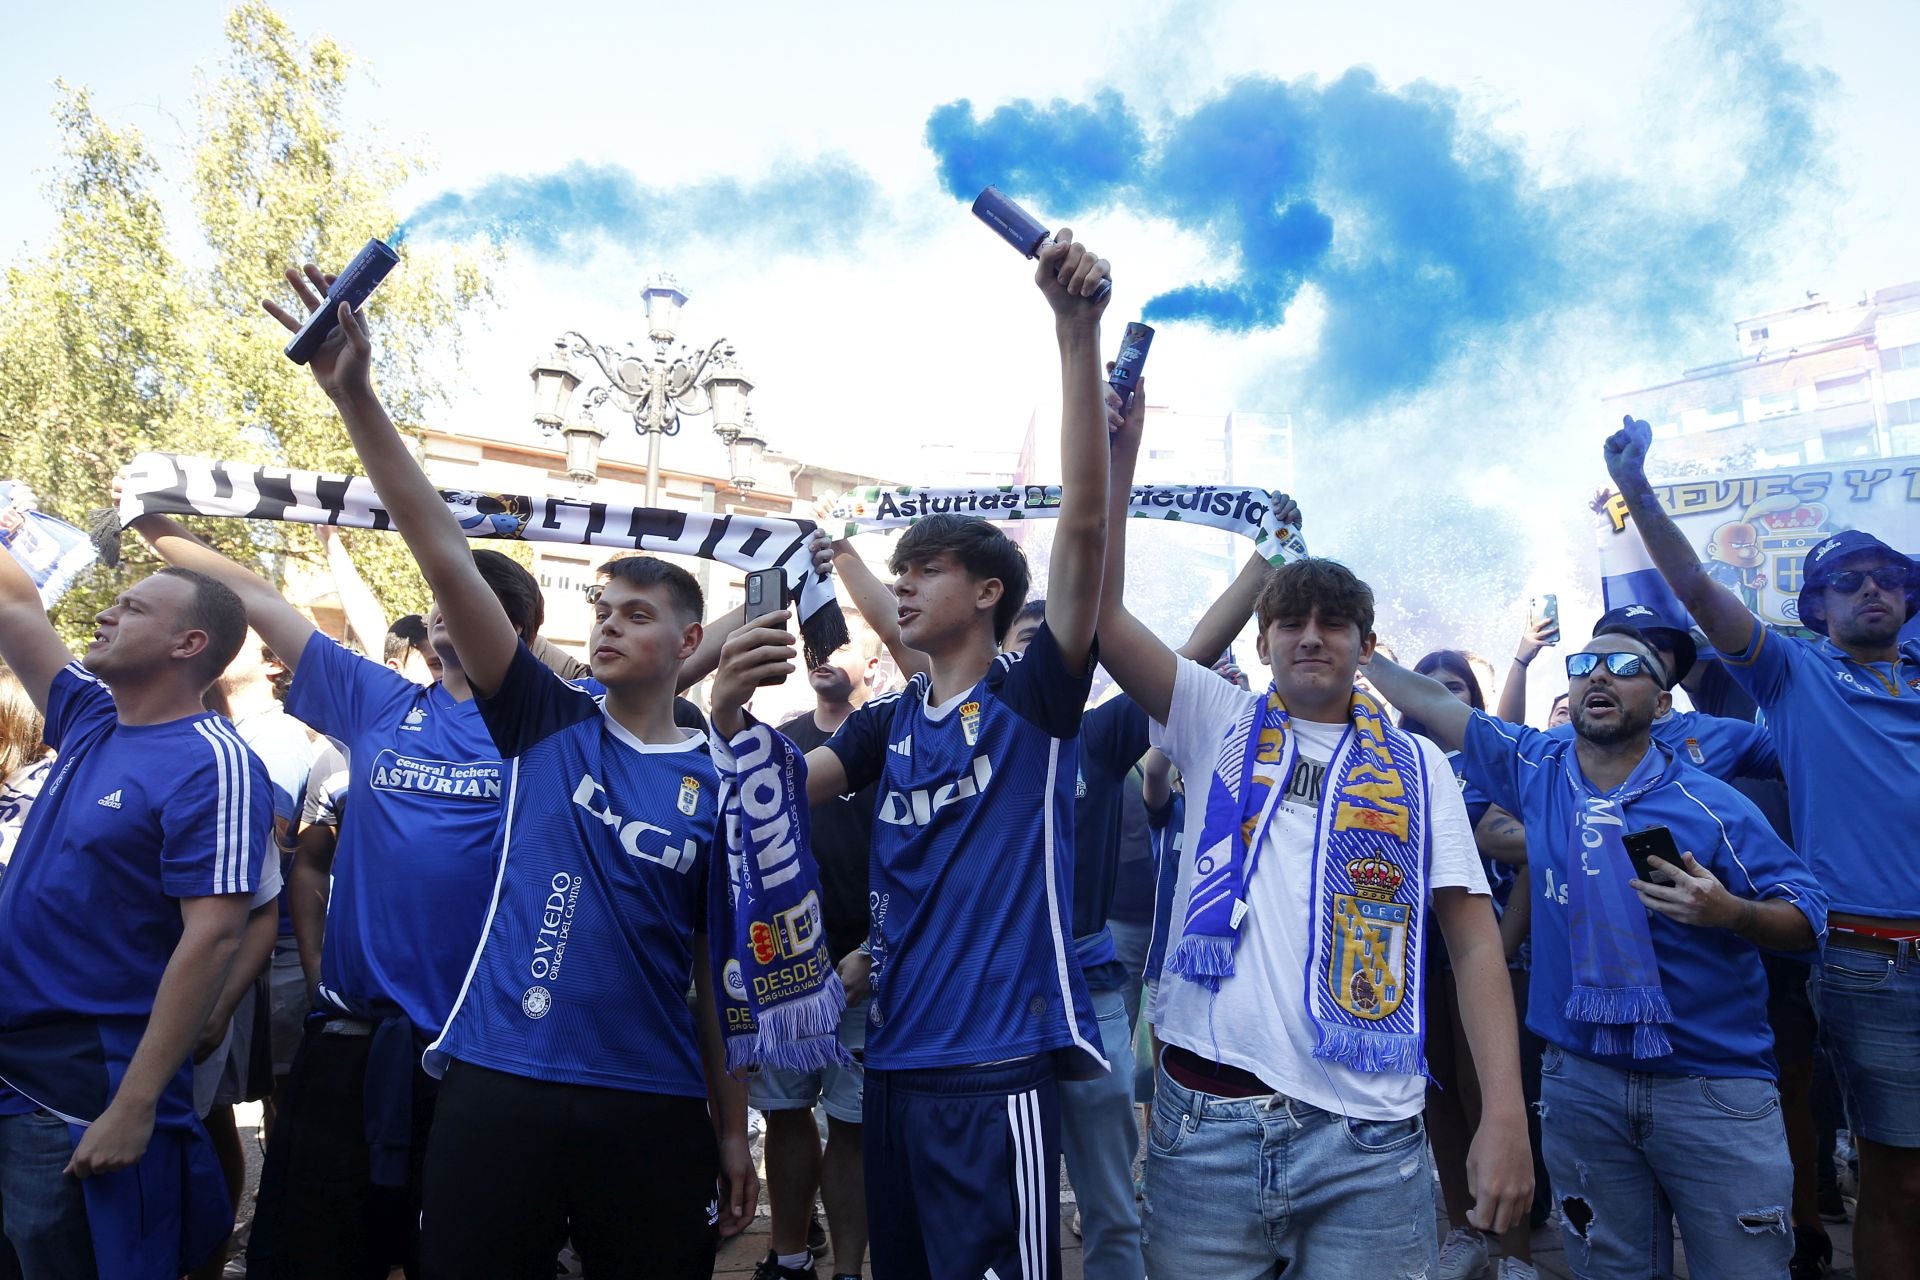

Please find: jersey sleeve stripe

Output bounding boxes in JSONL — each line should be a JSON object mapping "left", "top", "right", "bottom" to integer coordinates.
{"left": 1039, "top": 737, "right": 1109, "bottom": 1071}
{"left": 193, "top": 719, "right": 255, "bottom": 895}
{"left": 61, "top": 661, "right": 106, "bottom": 687}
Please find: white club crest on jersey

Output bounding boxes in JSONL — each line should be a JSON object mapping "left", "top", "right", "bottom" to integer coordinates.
{"left": 520, "top": 985, "right": 552, "bottom": 1019}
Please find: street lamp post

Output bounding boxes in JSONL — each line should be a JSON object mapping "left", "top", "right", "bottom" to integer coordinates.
{"left": 527, "top": 275, "right": 757, "bottom": 506}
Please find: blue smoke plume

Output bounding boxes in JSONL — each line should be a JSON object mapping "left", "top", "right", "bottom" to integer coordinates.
{"left": 397, "top": 157, "right": 882, "bottom": 257}
{"left": 925, "top": 0, "right": 1832, "bottom": 413}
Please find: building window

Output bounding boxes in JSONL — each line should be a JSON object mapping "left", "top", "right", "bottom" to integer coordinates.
{"left": 1748, "top": 326, "right": 1770, "bottom": 341}
{"left": 1885, "top": 398, "right": 1920, "bottom": 427}
{"left": 1822, "top": 425, "right": 1877, "bottom": 460}
{"left": 1755, "top": 445, "right": 1804, "bottom": 468}
{"left": 1756, "top": 391, "right": 1798, "bottom": 418}
{"left": 1815, "top": 374, "right": 1869, "bottom": 406}
{"left": 1880, "top": 342, "right": 1920, "bottom": 371}
{"left": 1703, "top": 403, "right": 1741, "bottom": 429}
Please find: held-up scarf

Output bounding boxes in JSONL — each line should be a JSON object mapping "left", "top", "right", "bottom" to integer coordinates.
{"left": 112, "top": 452, "right": 848, "bottom": 668}
{"left": 1170, "top": 685, "right": 1431, "bottom": 1075}
{"left": 1562, "top": 749, "right": 1675, "bottom": 1059}
{"left": 709, "top": 721, "right": 851, "bottom": 1073}
{"left": 825, "top": 483, "right": 1309, "bottom": 568}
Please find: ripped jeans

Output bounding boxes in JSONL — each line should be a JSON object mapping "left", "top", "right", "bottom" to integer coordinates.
{"left": 1538, "top": 1043, "right": 1792, "bottom": 1279}
{"left": 1141, "top": 1061, "right": 1439, "bottom": 1279}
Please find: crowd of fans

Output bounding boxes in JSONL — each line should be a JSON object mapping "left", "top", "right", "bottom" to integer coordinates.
{"left": 0, "top": 235, "right": 1914, "bottom": 1280}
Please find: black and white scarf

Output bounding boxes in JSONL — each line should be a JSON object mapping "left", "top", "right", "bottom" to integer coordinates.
{"left": 114, "top": 452, "right": 849, "bottom": 666}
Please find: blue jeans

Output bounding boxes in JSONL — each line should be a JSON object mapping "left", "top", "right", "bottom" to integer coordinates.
{"left": 1140, "top": 1060, "right": 1438, "bottom": 1279}
{"left": 1538, "top": 1043, "right": 1791, "bottom": 1279}
{"left": 0, "top": 1109, "right": 96, "bottom": 1279}
{"left": 1059, "top": 987, "right": 1144, "bottom": 1280}
{"left": 1809, "top": 937, "right": 1920, "bottom": 1146}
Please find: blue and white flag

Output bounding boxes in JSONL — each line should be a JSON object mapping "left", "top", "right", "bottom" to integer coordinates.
{"left": 0, "top": 482, "right": 98, "bottom": 607}
{"left": 1595, "top": 454, "right": 1920, "bottom": 641}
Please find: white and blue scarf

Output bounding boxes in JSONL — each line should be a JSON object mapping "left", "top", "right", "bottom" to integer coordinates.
{"left": 0, "top": 483, "right": 98, "bottom": 606}
{"left": 710, "top": 721, "right": 850, "bottom": 1073}
{"left": 1562, "top": 749, "right": 1675, "bottom": 1059}
{"left": 1169, "top": 685, "right": 1431, "bottom": 1075}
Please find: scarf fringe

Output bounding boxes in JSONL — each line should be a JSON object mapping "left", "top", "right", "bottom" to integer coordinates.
{"left": 1563, "top": 984, "right": 1676, "bottom": 1026}
{"left": 726, "top": 973, "right": 853, "bottom": 1074}
{"left": 1314, "top": 1026, "right": 1426, "bottom": 1077}
{"left": 1163, "top": 936, "right": 1236, "bottom": 990}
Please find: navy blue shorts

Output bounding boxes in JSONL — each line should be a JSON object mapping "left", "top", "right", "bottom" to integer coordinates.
{"left": 865, "top": 1056, "right": 1061, "bottom": 1280}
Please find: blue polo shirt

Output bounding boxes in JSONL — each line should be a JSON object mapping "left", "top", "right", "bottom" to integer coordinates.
{"left": 1548, "top": 708, "right": 1777, "bottom": 783}
{"left": 1719, "top": 629, "right": 1920, "bottom": 917}
{"left": 1461, "top": 710, "right": 1827, "bottom": 1079}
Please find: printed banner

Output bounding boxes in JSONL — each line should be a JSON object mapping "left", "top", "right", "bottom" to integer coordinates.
{"left": 825, "top": 482, "right": 1309, "bottom": 564}
{"left": 1596, "top": 454, "right": 1920, "bottom": 636}
{"left": 0, "top": 482, "right": 99, "bottom": 607}
{"left": 115, "top": 452, "right": 848, "bottom": 665}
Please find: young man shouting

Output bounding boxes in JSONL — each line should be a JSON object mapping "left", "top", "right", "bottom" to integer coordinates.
{"left": 711, "top": 229, "right": 1113, "bottom": 1280}
{"left": 1369, "top": 627, "right": 1825, "bottom": 1278}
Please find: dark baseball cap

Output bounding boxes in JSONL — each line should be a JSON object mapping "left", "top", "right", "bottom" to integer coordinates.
{"left": 1594, "top": 604, "right": 1697, "bottom": 684}
{"left": 1796, "top": 530, "right": 1920, "bottom": 635}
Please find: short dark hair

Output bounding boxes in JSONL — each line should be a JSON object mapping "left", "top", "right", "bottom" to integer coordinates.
{"left": 888, "top": 515, "right": 1030, "bottom": 641}
{"left": 1400, "top": 649, "right": 1484, "bottom": 739}
{"left": 472, "top": 550, "right": 541, "bottom": 641}
{"left": 1001, "top": 597, "right": 1047, "bottom": 644}
{"left": 596, "top": 555, "right": 704, "bottom": 625}
{"left": 1254, "top": 558, "right": 1375, "bottom": 638}
{"left": 157, "top": 567, "right": 249, "bottom": 686}
{"left": 384, "top": 613, "right": 428, "bottom": 665}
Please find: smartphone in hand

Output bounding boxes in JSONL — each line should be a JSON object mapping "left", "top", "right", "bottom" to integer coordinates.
{"left": 1622, "top": 825, "right": 1681, "bottom": 883}
{"left": 744, "top": 568, "right": 786, "bottom": 623}
{"left": 1529, "top": 593, "right": 1562, "bottom": 645}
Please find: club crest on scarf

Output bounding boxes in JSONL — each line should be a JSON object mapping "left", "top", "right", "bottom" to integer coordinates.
{"left": 1330, "top": 857, "right": 1409, "bottom": 1020}
{"left": 710, "top": 722, "right": 850, "bottom": 1073}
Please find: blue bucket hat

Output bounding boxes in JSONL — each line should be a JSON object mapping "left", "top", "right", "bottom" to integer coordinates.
{"left": 1796, "top": 530, "right": 1920, "bottom": 635}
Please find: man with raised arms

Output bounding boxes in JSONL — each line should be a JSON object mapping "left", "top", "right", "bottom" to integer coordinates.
{"left": 1603, "top": 414, "right": 1920, "bottom": 1280}
{"left": 260, "top": 265, "right": 760, "bottom": 1276}
{"left": 711, "top": 229, "right": 1112, "bottom": 1280}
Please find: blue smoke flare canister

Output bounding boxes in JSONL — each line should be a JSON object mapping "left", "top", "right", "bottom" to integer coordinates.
{"left": 284, "top": 238, "right": 401, "bottom": 365}
{"left": 1108, "top": 321, "right": 1154, "bottom": 411}
{"left": 970, "top": 186, "right": 1111, "bottom": 301}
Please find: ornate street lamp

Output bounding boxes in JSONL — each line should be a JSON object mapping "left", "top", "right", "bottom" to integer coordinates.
{"left": 529, "top": 274, "right": 753, "bottom": 506}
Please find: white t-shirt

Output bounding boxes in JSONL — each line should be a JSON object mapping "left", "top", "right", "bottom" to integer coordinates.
{"left": 1149, "top": 656, "right": 1489, "bottom": 1121}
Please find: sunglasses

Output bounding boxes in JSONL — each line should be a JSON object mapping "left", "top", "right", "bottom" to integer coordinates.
{"left": 1565, "top": 651, "right": 1664, "bottom": 684}
{"left": 1822, "top": 565, "right": 1915, "bottom": 594}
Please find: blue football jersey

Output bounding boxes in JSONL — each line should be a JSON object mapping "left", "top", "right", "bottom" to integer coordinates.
{"left": 827, "top": 621, "right": 1104, "bottom": 1073}
{"left": 427, "top": 643, "right": 719, "bottom": 1096}
{"left": 286, "top": 634, "right": 506, "bottom": 1035}
{"left": 0, "top": 665, "right": 270, "bottom": 1126}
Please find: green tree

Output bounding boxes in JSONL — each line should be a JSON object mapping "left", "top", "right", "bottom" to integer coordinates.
{"left": 0, "top": 3, "right": 499, "bottom": 648}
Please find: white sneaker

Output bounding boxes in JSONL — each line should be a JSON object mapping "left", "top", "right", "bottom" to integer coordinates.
{"left": 1437, "top": 1226, "right": 1490, "bottom": 1280}
{"left": 1495, "top": 1259, "right": 1538, "bottom": 1280}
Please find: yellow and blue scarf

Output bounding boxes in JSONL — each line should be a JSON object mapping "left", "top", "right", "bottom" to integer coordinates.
{"left": 1170, "top": 685, "right": 1430, "bottom": 1075}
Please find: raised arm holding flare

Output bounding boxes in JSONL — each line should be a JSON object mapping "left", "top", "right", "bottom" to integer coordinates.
{"left": 266, "top": 264, "right": 758, "bottom": 1264}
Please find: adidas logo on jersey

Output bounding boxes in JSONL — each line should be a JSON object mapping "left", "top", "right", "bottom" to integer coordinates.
{"left": 97, "top": 789, "right": 123, "bottom": 809}
{"left": 877, "top": 755, "right": 993, "bottom": 827}
{"left": 888, "top": 736, "right": 912, "bottom": 758}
